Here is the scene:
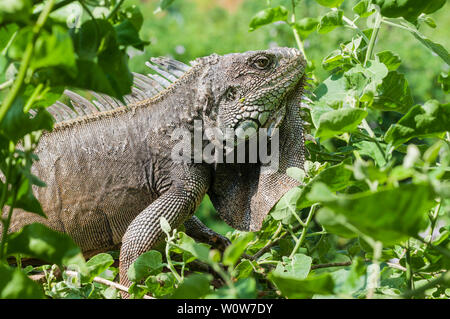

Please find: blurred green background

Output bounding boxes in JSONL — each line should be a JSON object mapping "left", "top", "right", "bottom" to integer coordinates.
{"left": 126, "top": 0, "right": 449, "bottom": 234}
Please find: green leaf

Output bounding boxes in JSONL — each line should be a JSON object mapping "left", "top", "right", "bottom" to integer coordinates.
{"left": 82, "top": 253, "right": 114, "bottom": 283}
{"left": 159, "top": 216, "right": 171, "bottom": 234}
{"left": 353, "top": 0, "right": 375, "bottom": 17}
{"left": 176, "top": 232, "right": 211, "bottom": 264}
{"left": 232, "top": 260, "right": 254, "bottom": 279}
{"left": 438, "top": 72, "right": 449, "bottom": 93}
{"left": 314, "top": 61, "right": 388, "bottom": 108}
{"left": 2, "top": 95, "right": 53, "bottom": 143}
{"left": 314, "top": 0, "right": 345, "bottom": 8}
{"left": 296, "top": 159, "right": 354, "bottom": 210}
{"left": 273, "top": 160, "right": 354, "bottom": 221}
{"left": 322, "top": 49, "right": 352, "bottom": 71}
{"left": 120, "top": 5, "right": 144, "bottom": 31}
{"left": 0, "top": 265, "right": 44, "bottom": 299}
{"left": 6, "top": 223, "right": 86, "bottom": 272}
{"left": 234, "top": 277, "right": 257, "bottom": 298}
{"left": 30, "top": 25, "right": 77, "bottom": 76}
{"left": 114, "top": 19, "right": 149, "bottom": 51}
{"left": 248, "top": 6, "right": 288, "bottom": 31}
{"left": 292, "top": 18, "right": 319, "bottom": 39}
{"left": 409, "top": 29, "right": 450, "bottom": 65}
{"left": 317, "top": 10, "right": 343, "bottom": 34}
{"left": 315, "top": 108, "right": 368, "bottom": 139}
{"left": 155, "top": 0, "right": 175, "bottom": 13}
{"left": 373, "top": 0, "right": 446, "bottom": 21}
{"left": 372, "top": 71, "right": 414, "bottom": 113}
{"left": 9, "top": 177, "right": 45, "bottom": 216}
{"left": 206, "top": 277, "right": 257, "bottom": 298}
{"left": 286, "top": 167, "right": 306, "bottom": 183}
{"left": 223, "top": 232, "right": 254, "bottom": 267}
{"left": 170, "top": 273, "right": 212, "bottom": 299}
{"left": 271, "top": 187, "right": 302, "bottom": 221}
{"left": 311, "top": 102, "right": 334, "bottom": 129}
{"left": 269, "top": 272, "right": 334, "bottom": 298}
{"left": 315, "top": 207, "right": 358, "bottom": 238}
{"left": 384, "top": 100, "right": 450, "bottom": 147}
{"left": 314, "top": 73, "right": 348, "bottom": 106}
{"left": 387, "top": 18, "right": 450, "bottom": 65}
{"left": 311, "top": 183, "right": 436, "bottom": 245}
{"left": 0, "top": 0, "right": 32, "bottom": 24}
{"left": 0, "top": 23, "right": 18, "bottom": 52}
{"left": 376, "top": 50, "right": 402, "bottom": 71}
{"left": 274, "top": 254, "right": 312, "bottom": 279}
{"left": 330, "top": 257, "right": 367, "bottom": 295}
{"left": 127, "top": 250, "right": 163, "bottom": 282}
{"left": 354, "top": 141, "right": 388, "bottom": 167}
{"left": 145, "top": 272, "right": 176, "bottom": 297}
{"left": 419, "top": 15, "right": 437, "bottom": 28}
{"left": 71, "top": 19, "right": 133, "bottom": 99}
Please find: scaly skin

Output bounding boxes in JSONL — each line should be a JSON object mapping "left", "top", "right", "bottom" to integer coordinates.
{"left": 2, "top": 48, "right": 307, "bottom": 296}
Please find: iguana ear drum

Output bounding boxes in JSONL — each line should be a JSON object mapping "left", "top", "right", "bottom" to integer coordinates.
{"left": 235, "top": 120, "right": 258, "bottom": 140}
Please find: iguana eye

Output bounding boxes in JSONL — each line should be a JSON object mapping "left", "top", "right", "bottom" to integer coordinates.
{"left": 253, "top": 56, "right": 272, "bottom": 70}
{"left": 225, "top": 87, "right": 237, "bottom": 101}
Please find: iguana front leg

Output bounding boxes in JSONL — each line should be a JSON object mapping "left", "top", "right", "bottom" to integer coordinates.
{"left": 184, "top": 216, "right": 231, "bottom": 251}
{"left": 119, "top": 165, "right": 210, "bottom": 295}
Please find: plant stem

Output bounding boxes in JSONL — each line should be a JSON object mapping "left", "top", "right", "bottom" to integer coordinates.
{"left": 107, "top": 0, "right": 125, "bottom": 20}
{"left": 165, "top": 239, "right": 182, "bottom": 283}
{"left": 0, "top": 188, "right": 17, "bottom": 261}
{"left": 290, "top": 0, "right": 307, "bottom": 59}
{"left": 402, "top": 271, "right": 450, "bottom": 298}
{"left": 289, "top": 204, "right": 317, "bottom": 258}
{"left": 381, "top": 19, "right": 411, "bottom": 31}
{"left": 0, "top": 79, "right": 14, "bottom": 91}
{"left": 1, "top": 29, "right": 17, "bottom": 56}
{"left": 334, "top": 9, "right": 370, "bottom": 44}
{"left": 252, "top": 222, "right": 283, "bottom": 259}
{"left": 405, "top": 240, "right": 414, "bottom": 295}
{"left": 364, "top": 10, "right": 382, "bottom": 66}
{"left": 427, "top": 201, "right": 441, "bottom": 244}
{"left": 366, "top": 241, "right": 382, "bottom": 299}
{"left": 32, "top": 0, "right": 75, "bottom": 19}
{"left": 0, "top": 0, "right": 55, "bottom": 124}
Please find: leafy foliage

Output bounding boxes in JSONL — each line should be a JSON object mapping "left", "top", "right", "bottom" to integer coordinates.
{"left": 0, "top": 0, "right": 449, "bottom": 300}
{"left": 0, "top": 0, "right": 148, "bottom": 298}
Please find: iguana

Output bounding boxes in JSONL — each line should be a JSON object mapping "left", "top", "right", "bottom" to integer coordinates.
{"left": 2, "top": 47, "right": 307, "bottom": 294}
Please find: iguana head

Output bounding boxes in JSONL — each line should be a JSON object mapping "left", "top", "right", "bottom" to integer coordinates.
{"left": 197, "top": 47, "right": 306, "bottom": 140}
{"left": 201, "top": 48, "right": 308, "bottom": 232}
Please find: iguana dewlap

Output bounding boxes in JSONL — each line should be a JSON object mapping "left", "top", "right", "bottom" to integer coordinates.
{"left": 3, "top": 48, "right": 307, "bottom": 293}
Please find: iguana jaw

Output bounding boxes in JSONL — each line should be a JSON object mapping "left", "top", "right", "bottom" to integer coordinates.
{"left": 232, "top": 49, "right": 306, "bottom": 140}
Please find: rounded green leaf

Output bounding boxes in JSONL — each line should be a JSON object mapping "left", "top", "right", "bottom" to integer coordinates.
{"left": 292, "top": 17, "right": 319, "bottom": 39}
{"left": 318, "top": 10, "right": 343, "bottom": 34}
{"left": 373, "top": 0, "right": 446, "bottom": 21}
{"left": 82, "top": 253, "right": 115, "bottom": 283}
{"left": 249, "top": 6, "right": 288, "bottom": 31}
{"left": 170, "top": 273, "right": 212, "bottom": 299}
{"left": 314, "top": 0, "right": 345, "bottom": 8}
{"left": 0, "top": 265, "right": 44, "bottom": 299}
{"left": 312, "top": 183, "right": 436, "bottom": 245}
{"left": 127, "top": 250, "right": 163, "bottom": 282}
{"left": 269, "top": 272, "right": 335, "bottom": 298}
{"left": 315, "top": 108, "right": 368, "bottom": 139}
{"left": 223, "top": 232, "right": 254, "bottom": 267}
{"left": 385, "top": 100, "right": 450, "bottom": 147}
{"left": 6, "top": 223, "right": 86, "bottom": 273}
